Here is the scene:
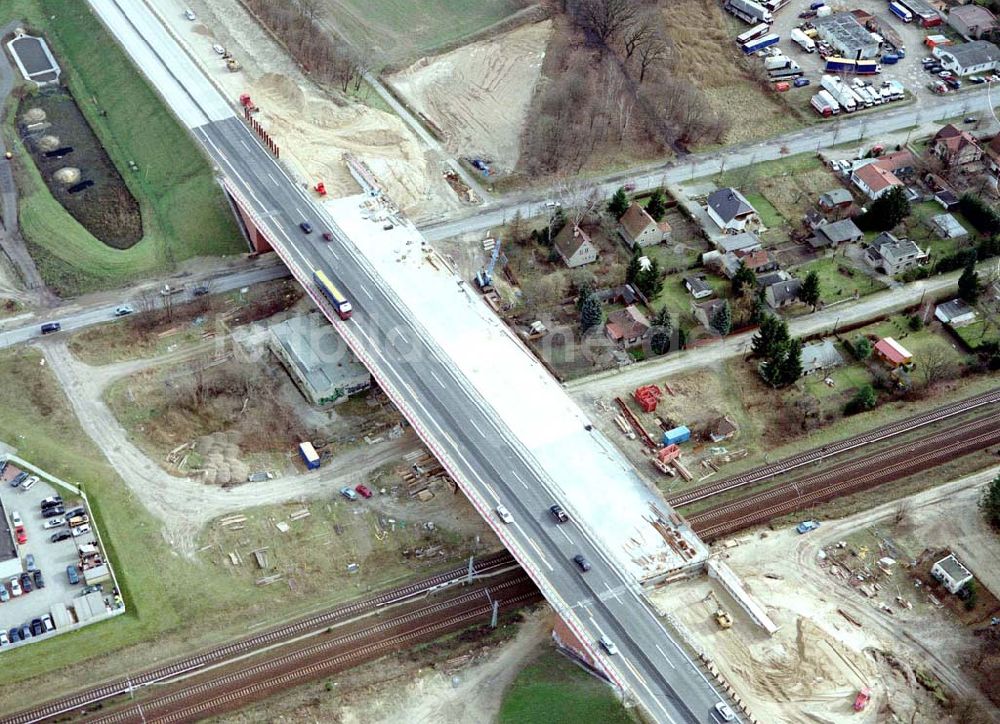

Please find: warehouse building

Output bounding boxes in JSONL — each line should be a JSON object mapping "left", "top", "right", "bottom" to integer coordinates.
{"left": 270, "top": 314, "right": 372, "bottom": 406}
{"left": 814, "top": 13, "right": 881, "bottom": 60}
{"left": 947, "top": 4, "right": 998, "bottom": 40}
{"left": 934, "top": 40, "right": 1000, "bottom": 76}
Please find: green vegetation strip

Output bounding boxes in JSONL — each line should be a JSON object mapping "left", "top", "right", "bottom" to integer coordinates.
{"left": 499, "top": 649, "right": 635, "bottom": 724}
{"left": 3, "top": 0, "right": 243, "bottom": 295}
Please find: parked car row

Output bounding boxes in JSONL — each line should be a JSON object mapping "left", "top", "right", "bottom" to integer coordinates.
{"left": 3, "top": 614, "right": 55, "bottom": 645}
{"left": 339, "top": 484, "right": 374, "bottom": 501}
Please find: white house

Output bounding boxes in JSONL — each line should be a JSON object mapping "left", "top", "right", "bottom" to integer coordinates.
{"left": 933, "top": 40, "right": 1000, "bottom": 76}
{"left": 934, "top": 298, "right": 978, "bottom": 326}
{"left": 619, "top": 202, "right": 671, "bottom": 249}
{"left": 851, "top": 163, "right": 903, "bottom": 200}
{"left": 931, "top": 553, "right": 973, "bottom": 594}
{"left": 553, "top": 224, "right": 599, "bottom": 268}
{"left": 706, "top": 188, "right": 761, "bottom": 234}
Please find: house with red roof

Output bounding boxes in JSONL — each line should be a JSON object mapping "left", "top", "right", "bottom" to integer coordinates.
{"left": 605, "top": 305, "right": 651, "bottom": 349}
{"left": 932, "top": 124, "right": 983, "bottom": 167}
{"left": 851, "top": 163, "right": 903, "bottom": 200}
{"left": 873, "top": 337, "right": 913, "bottom": 368}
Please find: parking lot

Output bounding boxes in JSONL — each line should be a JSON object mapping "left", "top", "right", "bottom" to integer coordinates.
{"left": 768, "top": 0, "right": 971, "bottom": 109}
{"left": 0, "top": 456, "right": 123, "bottom": 650}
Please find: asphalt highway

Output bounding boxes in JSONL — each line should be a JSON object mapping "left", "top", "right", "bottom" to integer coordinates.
{"left": 86, "top": 1, "right": 737, "bottom": 721}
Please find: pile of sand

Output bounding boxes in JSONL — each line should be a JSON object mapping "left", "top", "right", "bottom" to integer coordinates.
{"left": 389, "top": 21, "right": 553, "bottom": 173}
{"left": 53, "top": 167, "right": 81, "bottom": 184}
{"left": 22, "top": 107, "right": 46, "bottom": 123}
{"left": 37, "top": 135, "right": 59, "bottom": 151}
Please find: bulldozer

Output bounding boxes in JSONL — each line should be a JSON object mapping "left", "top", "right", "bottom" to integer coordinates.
{"left": 714, "top": 608, "right": 733, "bottom": 629}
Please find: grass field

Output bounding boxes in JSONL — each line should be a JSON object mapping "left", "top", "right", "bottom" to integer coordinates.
{"left": 323, "top": 0, "right": 526, "bottom": 63}
{"left": 499, "top": 648, "right": 635, "bottom": 724}
{"left": 793, "top": 256, "right": 885, "bottom": 304}
{"left": 3, "top": 0, "right": 244, "bottom": 296}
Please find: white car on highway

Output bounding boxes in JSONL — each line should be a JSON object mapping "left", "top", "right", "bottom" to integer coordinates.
{"left": 495, "top": 505, "right": 513, "bottom": 524}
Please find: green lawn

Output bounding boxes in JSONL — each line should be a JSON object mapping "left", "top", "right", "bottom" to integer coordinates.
{"left": 802, "top": 361, "right": 870, "bottom": 403}
{"left": 955, "top": 319, "right": 1000, "bottom": 350}
{"left": 854, "top": 315, "right": 969, "bottom": 365}
{"left": 794, "top": 256, "right": 885, "bottom": 304}
{"left": 903, "top": 200, "right": 976, "bottom": 262}
{"left": 3, "top": 0, "right": 244, "bottom": 295}
{"left": 326, "top": 0, "right": 524, "bottom": 64}
{"left": 742, "top": 192, "right": 783, "bottom": 228}
{"left": 653, "top": 273, "right": 728, "bottom": 321}
{"left": 499, "top": 649, "right": 636, "bottom": 724}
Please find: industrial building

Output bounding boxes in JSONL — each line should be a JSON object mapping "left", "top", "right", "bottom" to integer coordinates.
{"left": 947, "top": 4, "right": 998, "bottom": 39}
{"left": 934, "top": 40, "right": 1000, "bottom": 76}
{"left": 270, "top": 313, "right": 372, "bottom": 406}
{"left": 814, "top": 13, "right": 881, "bottom": 60}
{"left": 931, "top": 553, "right": 973, "bottom": 594}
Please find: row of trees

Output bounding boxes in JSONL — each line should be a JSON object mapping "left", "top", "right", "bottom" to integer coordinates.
{"left": 752, "top": 316, "right": 802, "bottom": 388}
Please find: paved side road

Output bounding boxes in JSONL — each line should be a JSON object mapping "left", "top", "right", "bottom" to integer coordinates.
{"left": 567, "top": 270, "right": 963, "bottom": 400}
{"left": 37, "top": 339, "right": 420, "bottom": 556}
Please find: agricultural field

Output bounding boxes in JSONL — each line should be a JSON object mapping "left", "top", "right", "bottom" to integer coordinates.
{"left": 319, "top": 0, "right": 531, "bottom": 65}
{"left": 2, "top": 0, "right": 244, "bottom": 296}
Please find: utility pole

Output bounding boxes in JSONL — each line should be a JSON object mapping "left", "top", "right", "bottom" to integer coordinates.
{"left": 491, "top": 600, "right": 499, "bottom": 628}
{"left": 466, "top": 555, "right": 474, "bottom": 584}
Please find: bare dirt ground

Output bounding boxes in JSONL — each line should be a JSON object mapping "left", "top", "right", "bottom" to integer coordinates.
{"left": 155, "top": 0, "right": 463, "bottom": 220}
{"left": 388, "top": 21, "right": 552, "bottom": 174}
{"left": 652, "top": 466, "right": 1000, "bottom": 723}
{"left": 216, "top": 606, "right": 552, "bottom": 724}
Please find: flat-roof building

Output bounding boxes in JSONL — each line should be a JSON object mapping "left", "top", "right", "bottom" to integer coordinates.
{"left": 814, "top": 13, "right": 881, "bottom": 60}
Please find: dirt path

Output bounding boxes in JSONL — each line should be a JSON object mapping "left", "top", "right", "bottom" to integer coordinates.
{"left": 39, "top": 339, "right": 421, "bottom": 556}
{"left": 339, "top": 606, "right": 553, "bottom": 724}
{"left": 0, "top": 20, "right": 56, "bottom": 306}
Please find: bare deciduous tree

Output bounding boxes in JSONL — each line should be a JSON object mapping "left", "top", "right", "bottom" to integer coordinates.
{"left": 918, "top": 346, "right": 957, "bottom": 389}
{"left": 635, "top": 30, "right": 670, "bottom": 83}
{"left": 572, "top": 0, "right": 638, "bottom": 48}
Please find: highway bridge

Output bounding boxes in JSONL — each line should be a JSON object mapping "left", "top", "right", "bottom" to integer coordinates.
{"left": 85, "top": 1, "right": 741, "bottom": 721}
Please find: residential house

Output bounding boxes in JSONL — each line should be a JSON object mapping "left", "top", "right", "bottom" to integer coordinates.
{"left": 553, "top": 224, "right": 599, "bottom": 268}
{"left": 930, "top": 213, "right": 968, "bottom": 239}
{"left": 851, "top": 163, "right": 903, "bottom": 200}
{"left": 985, "top": 134, "right": 1000, "bottom": 175}
{"left": 864, "top": 233, "right": 928, "bottom": 275}
{"left": 800, "top": 339, "right": 845, "bottom": 375}
{"left": 804, "top": 209, "right": 827, "bottom": 230}
{"left": 706, "top": 188, "right": 761, "bottom": 234}
{"left": 595, "top": 284, "right": 642, "bottom": 307}
{"left": 817, "top": 189, "right": 853, "bottom": 212}
{"left": 934, "top": 39, "right": 1000, "bottom": 76}
{"left": 875, "top": 149, "right": 917, "bottom": 179}
{"left": 604, "top": 306, "right": 651, "bottom": 349}
{"left": 931, "top": 123, "right": 983, "bottom": 167}
{"left": 949, "top": 4, "right": 999, "bottom": 39}
{"left": 692, "top": 298, "right": 729, "bottom": 331}
{"left": 873, "top": 336, "right": 913, "bottom": 368}
{"left": 931, "top": 553, "right": 973, "bottom": 594}
{"left": 936, "top": 188, "right": 960, "bottom": 211}
{"left": 756, "top": 270, "right": 790, "bottom": 289}
{"left": 619, "top": 202, "right": 671, "bottom": 249}
{"left": 934, "top": 298, "right": 978, "bottom": 326}
{"left": 764, "top": 278, "right": 803, "bottom": 309}
{"left": 810, "top": 218, "right": 864, "bottom": 249}
{"left": 714, "top": 231, "right": 762, "bottom": 254}
{"left": 734, "top": 248, "right": 778, "bottom": 274}
{"left": 684, "top": 276, "right": 714, "bottom": 299}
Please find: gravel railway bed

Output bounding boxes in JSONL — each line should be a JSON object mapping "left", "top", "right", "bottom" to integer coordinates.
{"left": 3, "top": 551, "right": 517, "bottom": 724}
{"left": 668, "top": 387, "right": 1000, "bottom": 508}
{"left": 689, "top": 416, "right": 1000, "bottom": 540}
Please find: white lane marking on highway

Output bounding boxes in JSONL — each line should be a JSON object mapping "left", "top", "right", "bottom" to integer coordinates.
{"left": 654, "top": 644, "right": 676, "bottom": 669}
{"left": 329, "top": 247, "right": 340, "bottom": 260}
{"left": 240, "top": 139, "right": 251, "bottom": 152}
{"left": 605, "top": 584, "right": 622, "bottom": 603}
{"left": 620, "top": 656, "right": 649, "bottom": 689}
{"left": 557, "top": 526, "right": 574, "bottom": 544}
{"left": 515, "top": 523, "right": 554, "bottom": 571}
{"left": 267, "top": 172, "right": 278, "bottom": 185}
{"left": 295, "top": 207, "right": 304, "bottom": 218}
{"left": 395, "top": 328, "right": 408, "bottom": 344}
{"left": 430, "top": 370, "right": 446, "bottom": 388}
{"left": 360, "top": 285, "right": 373, "bottom": 300}
{"left": 469, "top": 418, "right": 486, "bottom": 438}
{"left": 483, "top": 482, "right": 500, "bottom": 502}
{"left": 511, "top": 470, "right": 529, "bottom": 489}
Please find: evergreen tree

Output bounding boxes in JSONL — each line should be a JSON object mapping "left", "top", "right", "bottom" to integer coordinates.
{"left": 980, "top": 473, "right": 1000, "bottom": 529}
{"left": 608, "top": 187, "right": 630, "bottom": 219}
{"left": 958, "top": 260, "right": 981, "bottom": 304}
{"left": 731, "top": 262, "right": 756, "bottom": 298}
{"left": 649, "top": 306, "right": 674, "bottom": 355}
{"left": 856, "top": 186, "right": 910, "bottom": 232}
{"left": 853, "top": 337, "right": 872, "bottom": 360}
{"left": 652, "top": 305, "right": 673, "bottom": 333}
{"left": 750, "top": 315, "right": 788, "bottom": 359}
{"left": 580, "top": 293, "right": 602, "bottom": 333}
{"left": 844, "top": 384, "right": 877, "bottom": 415}
{"left": 636, "top": 258, "right": 663, "bottom": 298}
{"left": 800, "top": 270, "right": 821, "bottom": 310}
{"left": 778, "top": 338, "right": 802, "bottom": 383}
{"left": 575, "top": 281, "right": 594, "bottom": 311}
{"left": 711, "top": 300, "right": 732, "bottom": 336}
{"left": 646, "top": 189, "right": 667, "bottom": 222}
{"left": 625, "top": 252, "right": 641, "bottom": 286}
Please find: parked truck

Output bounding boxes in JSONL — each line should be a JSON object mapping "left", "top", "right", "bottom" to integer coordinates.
{"left": 889, "top": 1, "right": 913, "bottom": 22}
{"left": 810, "top": 90, "right": 840, "bottom": 116}
{"left": 725, "top": 0, "right": 773, "bottom": 25}
{"left": 768, "top": 60, "right": 804, "bottom": 80}
{"left": 298, "top": 441, "right": 320, "bottom": 470}
{"left": 790, "top": 28, "right": 816, "bottom": 52}
{"left": 820, "top": 75, "right": 858, "bottom": 112}
{"left": 824, "top": 57, "right": 880, "bottom": 74}
{"left": 742, "top": 33, "right": 780, "bottom": 54}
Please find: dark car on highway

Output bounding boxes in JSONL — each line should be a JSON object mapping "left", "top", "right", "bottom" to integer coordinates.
{"left": 549, "top": 504, "right": 569, "bottom": 523}
{"left": 573, "top": 554, "right": 592, "bottom": 572}
{"left": 299, "top": 221, "right": 313, "bottom": 234}
{"left": 40, "top": 322, "right": 61, "bottom": 335}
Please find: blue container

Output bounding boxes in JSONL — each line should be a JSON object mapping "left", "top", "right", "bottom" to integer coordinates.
{"left": 882, "top": 54, "right": 899, "bottom": 64}
{"left": 662, "top": 426, "right": 691, "bottom": 446}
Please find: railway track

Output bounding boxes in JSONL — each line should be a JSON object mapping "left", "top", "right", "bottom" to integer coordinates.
{"left": 689, "top": 416, "right": 1000, "bottom": 540}
{"left": 3, "top": 551, "right": 517, "bottom": 724}
{"left": 668, "top": 387, "right": 1000, "bottom": 507}
{"left": 85, "top": 573, "right": 540, "bottom": 723}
